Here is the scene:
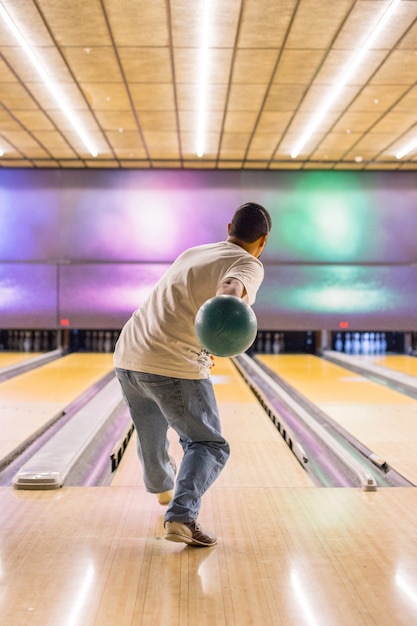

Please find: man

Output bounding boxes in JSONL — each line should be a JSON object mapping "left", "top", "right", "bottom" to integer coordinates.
{"left": 114, "top": 202, "right": 271, "bottom": 547}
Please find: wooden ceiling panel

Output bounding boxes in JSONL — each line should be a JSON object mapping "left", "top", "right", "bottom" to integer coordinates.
{"left": 104, "top": 0, "right": 168, "bottom": 46}
{"left": 1, "top": 46, "right": 76, "bottom": 83}
{"left": 37, "top": 0, "right": 111, "bottom": 46}
{"left": 0, "top": 0, "right": 55, "bottom": 45}
{"left": 174, "top": 48, "right": 233, "bottom": 85}
{"left": 311, "top": 131, "right": 363, "bottom": 160}
{"left": 223, "top": 111, "right": 259, "bottom": 133}
{"left": 249, "top": 132, "right": 281, "bottom": 153}
{"left": 238, "top": 0, "right": 297, "bottom": 48}
{"left": 0, "top": 83, "right": 38, "bottom": 109}
{"left": 119, "top": 48, "right": 173, "bottom": 83}
{"left": 228, "top": 84, "right": 270, "bottom": 112}
{"left": 85, "top": 159, "right": 120, "bottom": 168}
{"left": 179, "top": 110, "right": 223, "bottom": 133}
{"left": 0, "top": 0, "right": 416, "bottom": 169}
{"left": 130, "top": 83, "right": 175, "bottom": 111}
{"left": 263, "top": 84, "right": 305, "bottom": 111}
{"left": 344, "top": 133, "right": 398, "bottom": 158}
{"left": 394, "top": 86, "right": 417, "bottom": 111}
{"left": 371, "top": 112, "right": 417, "bottom": 135}
{"left": 232, "top": 49, "right": 278, "bottom": 84}
{"left": 94, "top": 110, "right": 138, "bottom": 131}
{"left": 171, "top": 0, "right": 241, "bottom": 48}
{"left": 0, "top": 111, "right": 25, "bottom": 132}
{"left": 105, "top": 129, "right": 143, "bottom": 150}
{"left": 0, "top": 58, "right": 19, "bottom": 82}
{"left": 181, "top": 131, "right": 219, "bottom": 157}
{"left": 111, "top": 143, "right": 148, "bottom": 159}
{"left": 348, "top": 85, "right": 410, "bottom": 112}
{"left": 371, "top": 50, "right": 417, "bottom": 85}
{"left": 1, "top": 129, "right": 47, "bottom": 150}
{"left": 220, "top": 133, "right": 251, "bottom": 151}
{"left": 29, "top": 131, "right": 77, "bottom": 156}
{"left": 332, "top": 111, "right": 383, "bottom": 134}
{"left": 256, "top": 111, "right": 293, "bottom": 134}
{"left": 176, "top": 83, "right": 228, "bottom": 112}
{"left": 63, "top": 47, "right": 122, "bottom": 83}
{"left": 333, "top": 1, "right": 417, "bottom": 50}
{"left": 273, "top": 49, "right": 325, "bottom": 85}
{"left": 397, "top": 18, "right": 417, "bottom": 49}
{"left": 139, "top": 111, "right": 178, "bottom": 132}
{"left": 299, "top": 84, "right": 362, "bottom": 112}
{"left": 80, "top": 82, "right": 131, "bottom": 110}
{"left": 24, "top": 81, "right": 91, "bottom": 111}
{"left": 143, "top": 132, "right": 180, "bottom": 159}
{"left": 285, "top": 0, "right": 353, "bottom": 49}
{"left": 313, "top": 50, "right": 388, "bottom": 86}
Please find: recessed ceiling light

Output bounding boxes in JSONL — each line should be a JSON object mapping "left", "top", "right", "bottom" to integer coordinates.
{"left": 0, "top": 4, "right": 98, "bottom": 157}
{"left": 354, "top": 156, "right": 363, "bottom": 162}
{"left": 196, "top": 0, "right": 210, "bottom": 158}
{"left": 396, "top": 136, "right": 417, "bottom": 159}
{"left": 290, "top": 0, "right": 401, "bottom": 158}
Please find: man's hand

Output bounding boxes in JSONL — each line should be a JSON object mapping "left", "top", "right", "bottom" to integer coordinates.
{"left": 216, "top": 277, "right": 246, "bottom": 298}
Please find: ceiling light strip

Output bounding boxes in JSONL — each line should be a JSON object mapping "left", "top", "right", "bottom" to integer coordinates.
{"left": 396, "top": 134, "right": 417, "bottom": 159}
{"left": 291, "top": 0, "right": 402, "bottom": 159}
{"left": 196, "top": 0, "right": 210, "bottom": 158}
{"left": 0, "top": 3, "right": 98, "bottom": 157}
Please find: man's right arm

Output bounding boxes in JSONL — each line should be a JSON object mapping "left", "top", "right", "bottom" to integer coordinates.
{"left": 216, "top": 277, "right": 246, "bottom": 298}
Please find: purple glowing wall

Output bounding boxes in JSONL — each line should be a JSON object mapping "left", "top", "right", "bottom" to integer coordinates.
{"left": 1, "top": 169, "right": 416, "bottom": 330}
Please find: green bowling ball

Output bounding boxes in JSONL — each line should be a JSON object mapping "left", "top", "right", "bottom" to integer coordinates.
{"left": 194, "top": 295, "right": 258, "bottom": 357}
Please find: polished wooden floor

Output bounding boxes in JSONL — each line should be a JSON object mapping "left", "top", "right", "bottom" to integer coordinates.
{"left": 2, "top": 356, "right": 417, "bottom": 625}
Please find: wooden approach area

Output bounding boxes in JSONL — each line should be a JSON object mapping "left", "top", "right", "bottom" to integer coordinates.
{"left": 2, "top": 356, "right": 417, "bottom": 625}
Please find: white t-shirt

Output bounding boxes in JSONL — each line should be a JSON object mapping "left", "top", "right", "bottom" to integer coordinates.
{"left": 113, "top": 241, "right": 264, "bottom": 379}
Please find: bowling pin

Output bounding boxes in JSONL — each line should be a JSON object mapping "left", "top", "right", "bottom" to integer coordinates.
{"left": 344, "top": 332, "right": 352, "bottom": 354}
{"left": 335, "top": 332, "right": 343, "bottom": 352}
{"left": 264, "top": 332, "right": 272, "bottom": 353}
{"left": 104, "top": 331, "right": 112, "bottom": 353}
{"left": 353, "top": 332, "right": 361, "bottom": 355}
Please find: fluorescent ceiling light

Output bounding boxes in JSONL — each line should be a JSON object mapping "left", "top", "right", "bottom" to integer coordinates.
{"left": 291, "top": 0, "right": 402, "bottom": 159}
{"left": 396, "top": 134, "right": 417, "bottom": 159}
{"left": 0, "top": 3, "right": 98, "bottom": 157}
{"left": 196, "top": 0, "right": 210, "bottom": 158}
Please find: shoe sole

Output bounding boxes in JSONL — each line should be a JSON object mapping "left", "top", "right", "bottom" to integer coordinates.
{"left": 164, "top": 531, "right": 217, "bottom": 547}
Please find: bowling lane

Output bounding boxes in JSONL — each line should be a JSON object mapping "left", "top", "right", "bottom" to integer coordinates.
{"left": 111, "top": 357, "right": 313, "bottom": 489}
{"left": 353, "top": 354, "right": 417, "bottom": 378}
{"left": 0, "top": 353, "right": 115, "bottom": 464}
{"left": 0, "top": 352, "right": 43, "bottom": 369}
{"left": 257, "top": 354, "right": 417, "bottom": 484}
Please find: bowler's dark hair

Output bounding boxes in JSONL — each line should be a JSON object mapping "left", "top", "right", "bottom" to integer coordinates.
{"left": 229, "top": 202, "right": 272, "bottom": 243}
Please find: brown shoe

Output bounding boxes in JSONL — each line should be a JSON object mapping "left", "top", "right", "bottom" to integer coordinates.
{"left": 164, "top": 520, "right": 217, "bottom": 547}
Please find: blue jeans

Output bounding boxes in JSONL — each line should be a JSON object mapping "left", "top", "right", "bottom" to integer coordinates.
{"left": 115, "top": 369, "right": 230, "bottom": 523}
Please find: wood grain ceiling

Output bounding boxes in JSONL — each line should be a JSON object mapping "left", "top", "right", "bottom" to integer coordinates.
{"left": 0, "top": 0, "right": 416, "bottom": 170}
